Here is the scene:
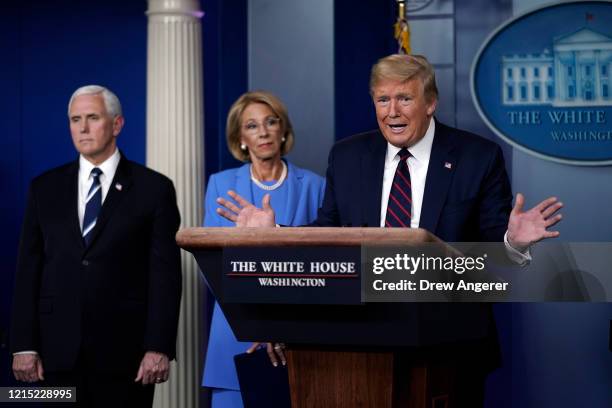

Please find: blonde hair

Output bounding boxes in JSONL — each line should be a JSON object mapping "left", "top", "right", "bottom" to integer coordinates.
{"left": 226, "top": 91, "right": 295, "bottom": 162}
{"left": 370, "top": 54, "right": 438, "bottom": 102}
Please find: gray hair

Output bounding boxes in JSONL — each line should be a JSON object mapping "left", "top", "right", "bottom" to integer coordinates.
{"left": 68, "top": 85, "right": 122, "bottom": 117}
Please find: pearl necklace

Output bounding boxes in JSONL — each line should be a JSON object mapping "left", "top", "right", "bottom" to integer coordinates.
{"left": 250, "top": 161, "right": 287, "bottom": 191}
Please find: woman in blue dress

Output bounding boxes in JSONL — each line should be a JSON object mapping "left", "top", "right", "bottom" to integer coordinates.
{"left": 202, "top": 91, "right": 325, "bottom": 407}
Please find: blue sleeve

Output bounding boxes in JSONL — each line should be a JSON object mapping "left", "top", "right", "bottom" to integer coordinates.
{"left": 203, "top": 174, "right": 222, "bottom": 227}
{"left": 318, "top": 175, "right": 326, "bottom": 208}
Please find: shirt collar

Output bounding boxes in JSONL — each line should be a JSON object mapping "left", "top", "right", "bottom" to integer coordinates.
{"left": 385, "top": 117, "right": 435, "bottom": 163}
{"left": 79, "top": 148, "right": 121, "bottom": 179}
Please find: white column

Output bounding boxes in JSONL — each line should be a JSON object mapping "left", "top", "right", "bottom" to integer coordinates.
{"left": 146, "top": 1, "right": 204, "bottom": 408}
{"left": 594, "top": 50, "right": 601, "bottom": 102}
{"left": 574, "top": 51, "right": 581, "bottom": 101}
{"left": 554, "top": 53, "right": 563, "bottom": 102}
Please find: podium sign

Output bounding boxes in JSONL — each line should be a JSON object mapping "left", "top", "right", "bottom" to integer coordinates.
{"left": 222, "top": 246, "right": 361, "bottom": 305}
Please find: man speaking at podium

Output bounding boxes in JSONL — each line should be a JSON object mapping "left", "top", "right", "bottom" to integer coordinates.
{"left": 10, "top": 85, "right": 182, "bottom": 407}
{"left": 216, "top": 54, "right": 563, "bottom": 406}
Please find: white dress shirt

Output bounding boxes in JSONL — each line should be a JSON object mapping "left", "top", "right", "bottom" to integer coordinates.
{"left": 78, "top": 149, "right": 121, "bottom": 230}
{"left": 378, "top": 118, "right": 530, "bottom": 264}
{"left": 379, "top": 117, "right": 435, "bottom": 228}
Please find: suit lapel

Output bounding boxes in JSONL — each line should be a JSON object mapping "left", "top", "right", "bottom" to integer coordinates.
{"left": 420, "top": 122, "right": 456, "bottom": 233}
{"left": 84, "top": 155, "right": 133, "bottom": 250}
{"left": 234, "top": 163, "right": 253, "bottom": 204}
{"left": 65, "top": 160, "right": 85, "bottom": 249}
{"left": 281, "top": 161, "right": 301, "bottom": 226}
{"left": 362, "top": 131, "right": 387, "bottom": 227}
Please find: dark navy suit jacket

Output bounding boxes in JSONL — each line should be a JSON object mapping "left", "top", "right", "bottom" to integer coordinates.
{"left": 10, "top": 154, "right": 182, "bottom": 373}
{"left": 313, "top": 120, "right": 513, "bottom": 242}
{"left": 312, "top": 120, "right": 512, "bottom": 368}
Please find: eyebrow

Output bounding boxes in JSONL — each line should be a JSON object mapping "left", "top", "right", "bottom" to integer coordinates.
{"left": 375, "top": 92, "right": 412, "bottom": 99}
{"left": 244, "top": 115, "right": 276, "bottom": 122}
{"left": 70, "top": 113, "right": 100, "bottom": 120}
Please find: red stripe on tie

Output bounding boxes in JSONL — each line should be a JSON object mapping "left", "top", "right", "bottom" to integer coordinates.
{"left": 387, "top": 207, "right": 408, "bottom": 227}
{"left": 393, "top": 183, "right": 412, "bottom": 204}
{"left": 389, "top": 193, "right": 411, "bottom": 218}
{"left": 397, "top": 169, "right": 412, "bottom": 189}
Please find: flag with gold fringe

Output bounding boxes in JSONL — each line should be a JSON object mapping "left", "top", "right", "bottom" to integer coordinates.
{"left": 394, "top": 0, "right": 411, "bottom": 54}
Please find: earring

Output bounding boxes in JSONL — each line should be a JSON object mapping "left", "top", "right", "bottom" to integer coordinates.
{"left": 240, "top": 144, "right": 247, "bottom": 151}
{"left": 281, "top": 137, "right": 286, "bottom": 142}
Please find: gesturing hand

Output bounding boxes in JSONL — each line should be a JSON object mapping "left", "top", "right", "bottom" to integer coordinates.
{"left": 507, "top": 193, "right": 563, "bottom": 252}
{"left": 216, "top": 190, "right": 276, "bottom": 227}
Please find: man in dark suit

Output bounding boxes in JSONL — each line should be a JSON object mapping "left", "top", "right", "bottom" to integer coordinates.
{"left": 215, "top": 55, "right": 563, "bottom": 406}
{"left": 10, "top": 85, "right": 182, "bottom": 407}
{"left": 218, "top": 54, "right": 561, "bottom": 247}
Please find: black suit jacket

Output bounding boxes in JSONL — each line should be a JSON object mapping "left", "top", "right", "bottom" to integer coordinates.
{"left": 312, "top": 121, "right": 512, "bottom": 368}
{"left": 10, "top": 154, "right": 182, "bottom": 373}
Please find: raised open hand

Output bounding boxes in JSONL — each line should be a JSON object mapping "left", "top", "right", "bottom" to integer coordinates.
{"left": 507, "top": 193, "right": 563, "bottom": 251}
{"left": 216, "top": 190, "right": 276, "bottom": 227}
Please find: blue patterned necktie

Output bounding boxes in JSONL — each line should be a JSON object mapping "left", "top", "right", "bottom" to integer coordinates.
{"left": 82, "top": 167, "right": 103, "bottom": 245}
{"left": 385, "top": 148, "right": 412, "bottom": 228}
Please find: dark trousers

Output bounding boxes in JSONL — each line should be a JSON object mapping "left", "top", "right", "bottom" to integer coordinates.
{"left": 42, "top": 350, "right": 154, "bottom": 408}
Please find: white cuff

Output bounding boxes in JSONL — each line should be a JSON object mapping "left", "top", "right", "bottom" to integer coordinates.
{"left": 13, "top": 351, "right": 38, "bottom": 356}
{"left": 504, "top": 231, "right": 532, "bottom": 266}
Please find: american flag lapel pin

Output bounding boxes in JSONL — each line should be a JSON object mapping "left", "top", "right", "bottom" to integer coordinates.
{"left": 115, "top": 183, "right": 123, "bottom": 191}
{"left": 444, "top": 162, "right": 452, "bottom": 170}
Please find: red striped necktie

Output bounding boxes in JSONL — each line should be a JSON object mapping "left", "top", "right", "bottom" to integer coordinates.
{"left": 385, "top": 148, "right": 412, "bottom": 228}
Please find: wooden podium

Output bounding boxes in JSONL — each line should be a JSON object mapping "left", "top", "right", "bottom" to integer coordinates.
{"left": 177, "top": 227, "right": 491, "bottom": 408}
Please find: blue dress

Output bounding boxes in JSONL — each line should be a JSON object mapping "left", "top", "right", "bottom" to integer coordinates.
{"left": 201, "top": 161, "right": 325, "bottom": 407}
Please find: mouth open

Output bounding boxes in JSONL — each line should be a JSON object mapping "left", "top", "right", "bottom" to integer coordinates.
{"left": 387, "top": 124, "right": 407, "bottom": 134}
